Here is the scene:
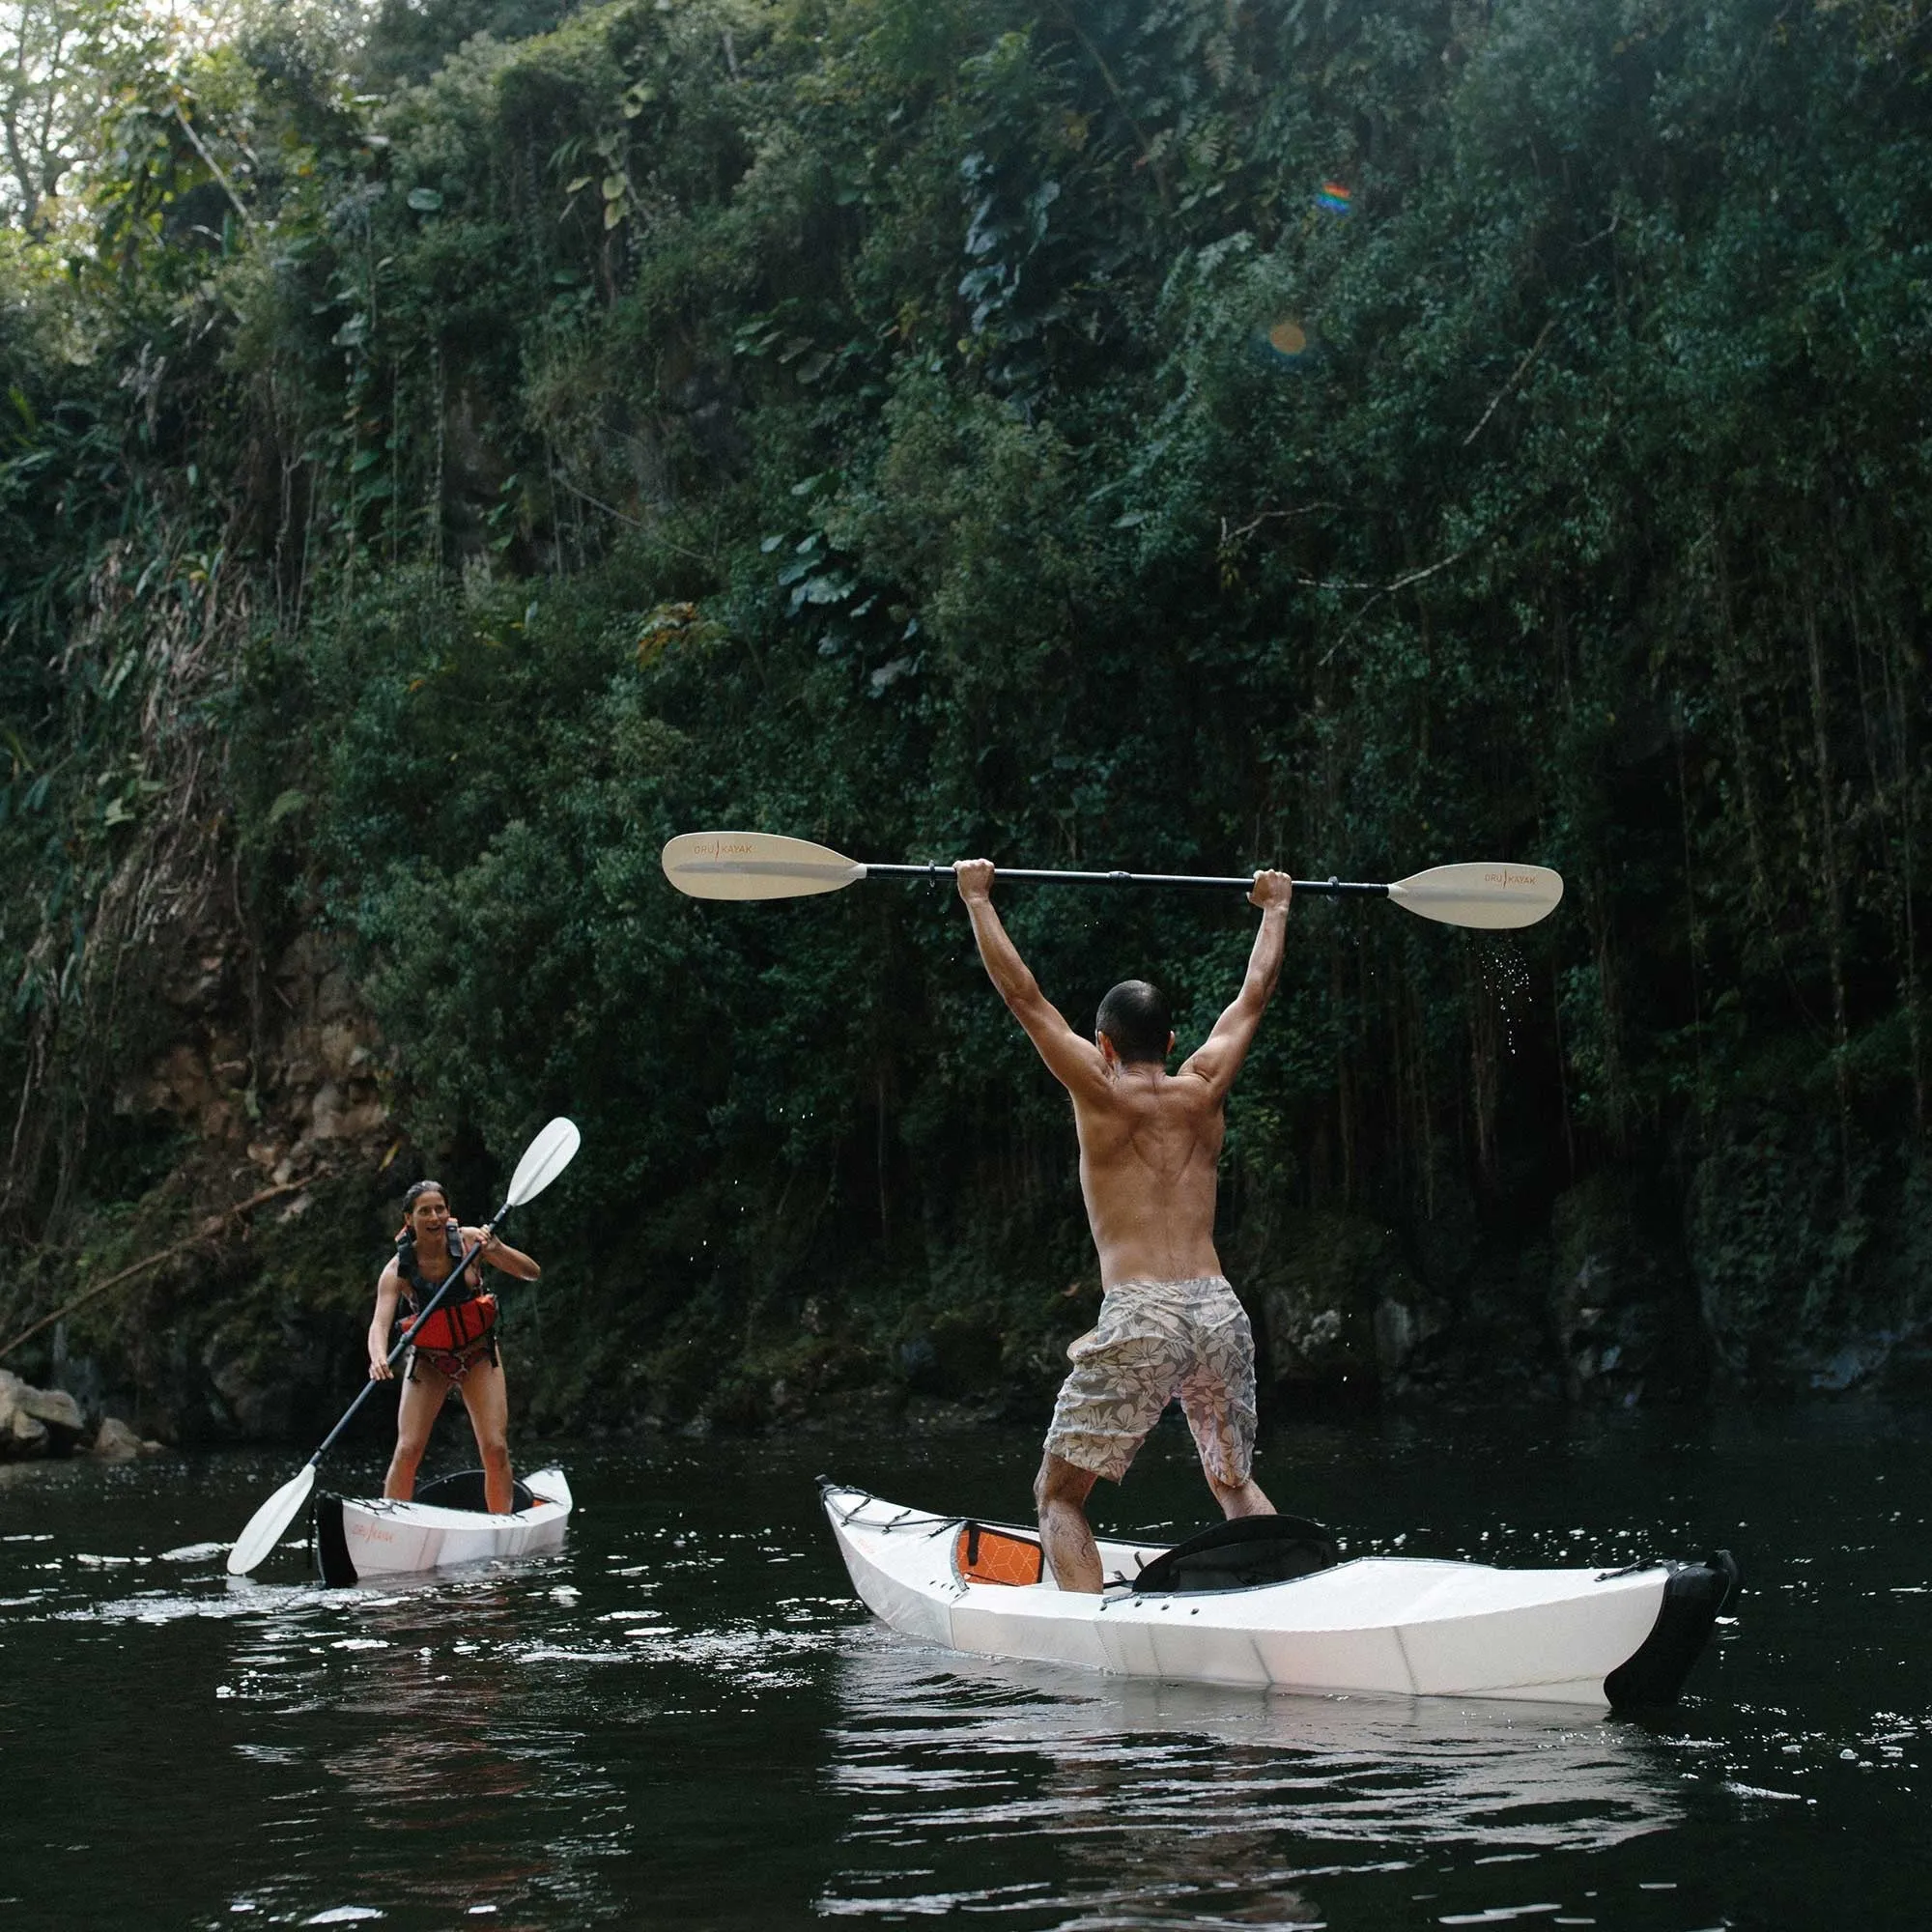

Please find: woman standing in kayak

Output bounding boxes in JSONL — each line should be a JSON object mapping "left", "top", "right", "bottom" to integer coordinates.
{"left": 366, "top": 1179, "right": 541, "bottom": 1514}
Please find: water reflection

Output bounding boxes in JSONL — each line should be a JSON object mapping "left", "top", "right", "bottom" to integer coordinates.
{"left": 821, "top": 1629, "right": 1682, "bottom": 1922}
{"left": 305, "top": 1650, "right": 558, "bottom": 1926}
{"left": 213, "top": 1572, "right": 631, "bottom": 1927}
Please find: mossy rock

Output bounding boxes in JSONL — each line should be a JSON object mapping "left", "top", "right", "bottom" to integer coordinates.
{"left": 1684, "top": 1106, "right": 1896, "bottom": 1391}
{"left": 1252, "top": 1210, "right": 1435, "bottom": 1399}
{"left": 897, "top": 1301, "right": 1006, "bottom": 1399}
{"left": 1548, "top": 1171, "right": 1705, "bottom": 1404}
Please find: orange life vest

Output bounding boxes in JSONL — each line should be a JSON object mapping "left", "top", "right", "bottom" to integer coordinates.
{"left": 396, "top": 1221, "right": 498, "bottom": 1356}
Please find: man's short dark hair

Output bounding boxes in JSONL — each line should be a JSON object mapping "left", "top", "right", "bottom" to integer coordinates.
{"left": 1095, "top": 980, "right": 1172, "bottom": 1064}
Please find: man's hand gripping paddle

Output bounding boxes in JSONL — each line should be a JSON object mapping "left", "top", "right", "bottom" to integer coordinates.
{"left": 225, "top": 1117, "right": 582, "bottom": 1577}
{"left": 660, "top": 832, "right": 1563, "bottom": 931}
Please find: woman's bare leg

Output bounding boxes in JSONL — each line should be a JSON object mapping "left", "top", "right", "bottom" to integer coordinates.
{"left": 384, "top": 1360, "right": 449, "bottom": 1499}
{"left": 458, "top": 1355, "right": 514, "bottom": 1513}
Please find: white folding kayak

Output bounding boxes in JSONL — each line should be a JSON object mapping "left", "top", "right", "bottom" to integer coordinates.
{"left": 821, "top": 1483, "right": 1735, "bottom": 1711}
{"left": 314, "top": 1466, "right": 572, "bottom": 1585}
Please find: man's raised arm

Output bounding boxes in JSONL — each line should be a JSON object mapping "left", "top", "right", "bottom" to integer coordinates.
{"left": 1179, "top": 870, "right": 1293, "bottom": 1100}
{"left": 955, "top": 860, "right": 1106, "bottom": 1094}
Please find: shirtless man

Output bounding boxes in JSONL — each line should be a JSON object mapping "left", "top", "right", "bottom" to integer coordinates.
{"left": 955, "top": 859, "right": 1293, "bottom": 1592}
{"left": 366, "top": 1179, "right": 542, "bottom": 1515}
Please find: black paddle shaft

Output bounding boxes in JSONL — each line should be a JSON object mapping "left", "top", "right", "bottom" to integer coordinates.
{"left": 865, "top": 864, "right": 1390, "bottom": 895}
{"left": 306, "top": 1195, "right": 519, "bottom": 1468}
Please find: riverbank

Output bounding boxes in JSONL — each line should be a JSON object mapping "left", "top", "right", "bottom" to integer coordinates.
{"left": 5, "top": 1128, "right": 1932, "bottom": 1453}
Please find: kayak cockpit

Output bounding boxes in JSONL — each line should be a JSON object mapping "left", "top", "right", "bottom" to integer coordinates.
{"left": 950, "top": 1511, "right": 1344, "bottom": 1596}
{"left": 410, "top": 1469, "right": 539, "bottom": 1513}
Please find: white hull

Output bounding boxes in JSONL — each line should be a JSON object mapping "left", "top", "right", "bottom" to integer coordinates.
{"left": 318, "top": 1467, "right": 572, "bottom": 1582}
{"left": 824, "top": 1486, "right": 1724, "bottom": 1711}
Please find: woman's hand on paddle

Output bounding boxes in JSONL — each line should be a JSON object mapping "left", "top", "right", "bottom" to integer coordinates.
{"left": 474, "top": 1223, "right": 542, "bottom": 1281}
{"left": 367, "top": 1346, "right": 394, "bottom": 1382}
{"left": 955, "top": 859, "right": 995, "bottom": 904}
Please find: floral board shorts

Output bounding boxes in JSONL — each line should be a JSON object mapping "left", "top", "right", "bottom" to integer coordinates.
{"left": 1043, "top": 1274, "right": 1258, "bottom": 1487}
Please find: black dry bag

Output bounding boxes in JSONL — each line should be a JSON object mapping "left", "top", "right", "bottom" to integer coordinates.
{"left": 1132, "top": 1514, "right": 1340, "bottom": 1595}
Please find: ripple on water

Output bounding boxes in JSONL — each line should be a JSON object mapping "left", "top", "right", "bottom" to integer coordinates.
{"left": 813, "top": 1629, "right": 1689, "bottom": 1923}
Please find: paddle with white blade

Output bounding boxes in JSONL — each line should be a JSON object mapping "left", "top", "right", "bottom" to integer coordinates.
{"left": 661, "top": 832, "right": 1563, "bottom": 930}
{"left": 225, "top": 1116, "right": 582, "bottom": 1577}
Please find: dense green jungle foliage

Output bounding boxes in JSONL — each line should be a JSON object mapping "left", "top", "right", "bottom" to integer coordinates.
{"left": 2, "top": 0, "right": 1930, "bottom": 1439}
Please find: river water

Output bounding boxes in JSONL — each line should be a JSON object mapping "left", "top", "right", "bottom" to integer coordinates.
{"left": 2, "top": 1403, "right": 1929, "bottom": 1929}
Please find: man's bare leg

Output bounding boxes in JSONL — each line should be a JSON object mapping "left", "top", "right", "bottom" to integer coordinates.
{"left": 1035, "top": 1453, "right": 1103, "bottom": 1594}
{"left": 1208, "top": 1469, "right": 1275, "bottom": 1519}
{"left": 1182, "top": 1383, "right": 1273, "bottom": 1520}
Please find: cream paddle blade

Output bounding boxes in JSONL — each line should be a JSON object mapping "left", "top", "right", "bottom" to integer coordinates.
{"left": 1386, "top": 863, "right": 1564, "bottom": 930}
{"left": 662, "top": 831, "right": 866, "bottom": 900}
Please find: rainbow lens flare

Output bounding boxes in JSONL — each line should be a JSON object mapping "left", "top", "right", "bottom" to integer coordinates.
{"left": 1264, "top": 317, "right": 1310, "bottom": 363}
{"left": 1314, "top": 181, "right": 1352, "bottom": 214}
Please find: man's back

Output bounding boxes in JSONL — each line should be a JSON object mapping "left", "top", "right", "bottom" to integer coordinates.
{"left": 1070, "top": 1066, "right": 1227, "bottom": 1289}
{"left": 951, "top": 858, "right": 1292, "bottom": 1286}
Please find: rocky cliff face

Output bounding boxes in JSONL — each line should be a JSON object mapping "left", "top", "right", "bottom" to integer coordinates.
{"left": 1232, "top": 1141, "right": 1928, "bottom": 1416}
{"left": 3, "top": 909, "right": 407, "bottom": 1450}
{"left": 1250, "top": 1212, "right": 1444, "bottom": 1406}
{"left": 1548, "top": 1174, "right": 1707, "bottom": 1406}
{"left": 128, "top": 927, "right": 391, "bottom": 1183}
{"left": 1686, "top": 1109, "right": 1932, "bottom": 1395}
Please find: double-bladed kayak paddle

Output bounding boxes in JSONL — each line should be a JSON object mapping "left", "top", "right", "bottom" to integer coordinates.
{"left": 660, "top": 832, "right": 1562, "bottom": 931}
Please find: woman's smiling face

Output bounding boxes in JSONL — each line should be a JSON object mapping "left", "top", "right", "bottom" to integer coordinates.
{"left": 408, "top": 1189, "right": 451, "bottom": 1236}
